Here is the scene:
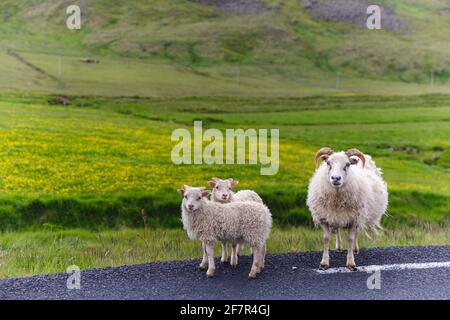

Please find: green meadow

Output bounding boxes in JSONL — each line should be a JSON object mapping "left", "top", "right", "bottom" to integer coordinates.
{"left": 0, "top": 94, "right": 448, "bottom": 231}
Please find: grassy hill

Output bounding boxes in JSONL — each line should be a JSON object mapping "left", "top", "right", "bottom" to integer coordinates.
{"left": 3, "top": 0, "right": 450, "bottom": 96}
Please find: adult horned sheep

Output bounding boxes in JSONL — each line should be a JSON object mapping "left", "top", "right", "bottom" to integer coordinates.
{"left": 178, "top": 185, "right": 272, "bottom": 278}
{"left": 306, "top": 147, "right": 388, "bottom": 271}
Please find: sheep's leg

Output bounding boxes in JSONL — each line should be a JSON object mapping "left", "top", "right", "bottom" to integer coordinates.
{"left": 354, "top": 236, "right": 359, "bottom": 254}
{"left": 248, "top": 245, "right": 263, "bottom": 278}
{"left": 205, "top": 242, "right": 216, "bottom": 277}
{"left": 335, "top": 228, "right": 343, "bottom": 252}
{"left": 261, "top": 244, "right": 266, "bottom": 269}
{"left": 199, "top": 241, "right": 208, "bottom": 269}
{"left": 319, "top": 223, "right": 331, "bottom": 270}
{"left": 230, "top": 244, "right": 238, "bottom": 268}
{"left": 220, "top": 242, "right": 228, "bottom": 264}
{"left": 346, "top": 225, "right": 358, "bottom": 271}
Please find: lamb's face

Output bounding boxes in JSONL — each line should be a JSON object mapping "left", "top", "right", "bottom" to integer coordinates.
{"left": 178, "top": 186, "right": 209, "bottom": 213}
{"left": 325, "top": 153, "right": 355, "bottom": 188}
{"left": 208, "top": 178, "right": 238, "bottom": 203}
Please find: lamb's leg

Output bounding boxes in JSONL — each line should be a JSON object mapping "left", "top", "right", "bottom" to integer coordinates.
{"left": 230, "top": 244, "right": 238, "bottom": 268}
{"left": 319, "top": 222, "right": 331, "bottom": 270}
{"left": 249, "top": 245, "right": 263, "bottom": 278}
{"left": 236, "top": 244, "right": 244, "bottom": 256}
{"left": 346, "top": 225, "right": 358, "bottom": 271}
{"left": 220, "top": 242, "right": 228, "bottom": 264}
{"left": 205, "top": 242, "right": 216, "bottom": 277}
{"left": 336, "top": 228, "right": 343, "bottom": 252}
{"left": 199, "top": 241, "right": 208, "bottom": 269}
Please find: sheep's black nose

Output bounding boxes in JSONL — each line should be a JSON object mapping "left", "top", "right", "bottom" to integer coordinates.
{"left": 331, "top": 176, "right": 342, "bottom": 181}
{"left": 188, "top": 204, "right": 194, "bottom": 210}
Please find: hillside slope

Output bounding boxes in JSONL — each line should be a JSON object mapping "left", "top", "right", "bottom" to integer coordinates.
{"left": 2, "top": 0, "right": 450, "bottom": 96}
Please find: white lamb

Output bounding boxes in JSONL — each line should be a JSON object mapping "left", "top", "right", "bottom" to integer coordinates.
{"left": 178, "top": 185, "right": 272, "bottom": 278}
{"left": 208, "top": 177, "right": 263, "bottom": 267}
{"left": 307, "top": 147, "right": 388, "bottom": 271}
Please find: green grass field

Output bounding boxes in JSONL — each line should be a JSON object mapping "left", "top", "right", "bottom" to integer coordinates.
{"left": 5, "top": 50, "right": 450, "bottom": 97}
{"left": 0, "top": 94, "right": 448, "bottom": 231}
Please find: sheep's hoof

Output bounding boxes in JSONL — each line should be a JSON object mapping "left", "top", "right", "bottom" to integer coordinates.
{"left": 354, "top": 249, "right": 359, "bottom": 254}
{"left": 230, "top": 262, "right": 238, "bottom": 268}
{"left": 335, "top": 248, "right": 343, "bottom": 253}
{"left": 248, "top": 272, "right": 257, "bottom": 279}
{"left": 346, "top": 264, "right": 357, "bottom": 272}
{"left": 319, "top": 263, "right": 329, "bottom": 270}
{"left": 199, "top": 263, "right": 208, "bottom": 270}
{"left": 206, "top": 269, "right": 215, "bottom": 278}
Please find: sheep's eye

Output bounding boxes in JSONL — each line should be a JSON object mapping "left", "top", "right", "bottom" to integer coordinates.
{"left": 184, "top": 195, "right": 187, "bottom": 199}
{"left": 197, "top": 197, "right": 201, "bottom": 200}
{"left": 326, "top": 161, "right": 331, "bottom": 166}
{"left": 215, "top": 186, "right": 219, "bottom": 189}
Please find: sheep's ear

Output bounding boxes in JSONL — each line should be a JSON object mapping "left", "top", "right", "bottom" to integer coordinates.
{"left": 208, "top": 180, "right": 216, "bottom": 188}
{"left": 349, "top": 156, "right": 359, "bottom": 165}
{"left": 178, "top": 185, "right": 189, "bottom": 196}
{"left": 201, "top": 190, "right": 210, "bottom": 198}
{"left": 229, "top": 179, "right": 238, "bottom": 189}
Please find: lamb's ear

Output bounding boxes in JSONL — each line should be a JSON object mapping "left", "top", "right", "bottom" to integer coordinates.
{"left": 208, "top": 180, "right": 217, "bottom": 188}
{"left": 228, "top": 179, "right": 238, "bottom": 189}
{"left": 349, "top": 156, "right": 359, "bottom": 165}
{"left": 201, "top": 190, "right": 210, "bottom": 198}
{"left": 177, "top": 185, "right": 189, "bottom": 196}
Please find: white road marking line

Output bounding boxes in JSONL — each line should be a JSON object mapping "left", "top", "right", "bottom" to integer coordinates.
{"left": 316, "top": 261, "right": 450, "bottom": 274}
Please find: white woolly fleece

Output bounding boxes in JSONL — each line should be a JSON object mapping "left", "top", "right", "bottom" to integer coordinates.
{"left": 232, "top": 190, "right": 263, "bottom": 203}
{"left": 306, "top": 152, "right": 388, "bottom": 232}
{"left": 181, "top": 199, "right": 272, "bottom": 247}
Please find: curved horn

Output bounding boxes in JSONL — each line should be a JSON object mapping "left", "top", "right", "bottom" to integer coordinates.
{"left": 315, "top": 147, "right": 334, "bottom": 165}
{"left": 346, "top": 148, "right": 366, "bottom": 167}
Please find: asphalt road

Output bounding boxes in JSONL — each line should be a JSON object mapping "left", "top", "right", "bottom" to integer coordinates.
{"left": 0, "top": 245, "right": 449, "bottom": 300}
